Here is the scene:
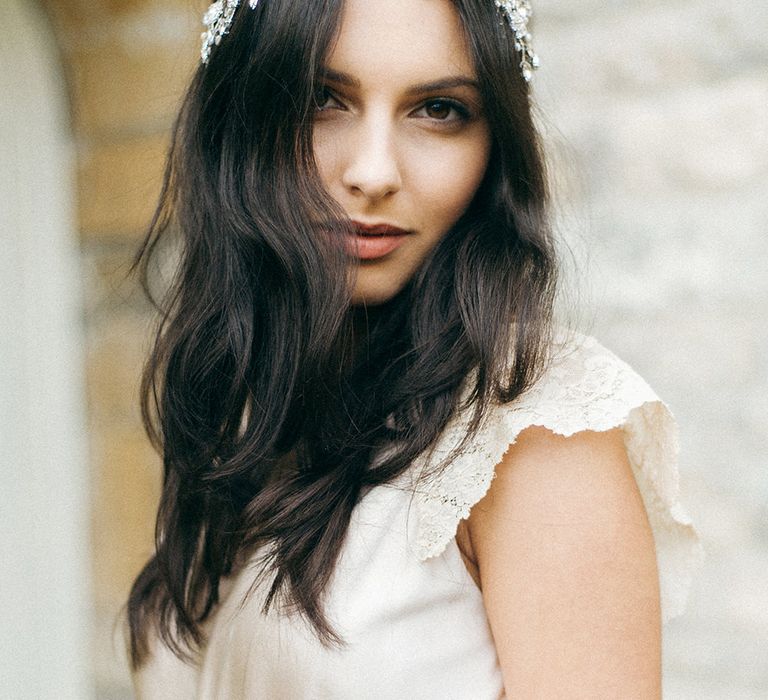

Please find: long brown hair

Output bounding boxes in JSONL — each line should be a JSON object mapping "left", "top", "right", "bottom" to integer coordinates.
{"left": 128, "top": 0, "right": 557, "bottom": 667}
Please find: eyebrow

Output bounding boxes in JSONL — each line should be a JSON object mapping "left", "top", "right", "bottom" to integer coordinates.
{"left": 321, "top": 68, "right": 480, "bottom": 94}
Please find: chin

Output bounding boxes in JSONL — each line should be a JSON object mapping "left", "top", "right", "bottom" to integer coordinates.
{"left": 350, "top": 278, "right": 408, "bottom": 307}
{"left": 350, "top": 290, "right": 400, "bottom": 307}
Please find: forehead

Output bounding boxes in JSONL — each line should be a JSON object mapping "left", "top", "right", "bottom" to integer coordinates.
{"left": 326, "top": 0, "right": 475, "bottom": 83}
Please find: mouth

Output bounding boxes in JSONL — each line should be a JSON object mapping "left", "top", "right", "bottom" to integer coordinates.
{"left": 346, "top": 220, "right": 412, "bottom": 260}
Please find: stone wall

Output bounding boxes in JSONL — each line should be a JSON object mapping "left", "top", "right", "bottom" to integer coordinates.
{"left": 37, "top": 0, "right": 768, "bottom": 696}
{"left": 535, "top": 1, "right": 768, "bottom": 697}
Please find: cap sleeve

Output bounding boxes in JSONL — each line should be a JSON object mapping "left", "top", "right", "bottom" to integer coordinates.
{"left": 409, "top": 333, "right": 703, "bottom": 623}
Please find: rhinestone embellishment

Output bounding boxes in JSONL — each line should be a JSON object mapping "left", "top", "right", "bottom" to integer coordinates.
{"left": 494, "top": 0, "right": 539, "bottom": 82}
{"left": 201, "top": 0, "right": 260, "bottom": 64}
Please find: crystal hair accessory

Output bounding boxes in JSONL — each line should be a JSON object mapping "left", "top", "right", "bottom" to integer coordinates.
{"left": 200, "top": 0, "right": 539, "bottom": 82}
{"left": 201, "top": 0, "right": 260, "bottom": 64}
{"left": 494, "top": 0, "right": 539, "bottom": 81}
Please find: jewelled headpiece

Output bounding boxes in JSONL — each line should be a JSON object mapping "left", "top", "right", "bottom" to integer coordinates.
{"left": 200, "top": 0, "right": 539, "bottom": 82}
{"left": 201, "top": 0, "right": 260, "bottom": 64}
{"left": 494, "top": 0, "right": 539, "bottom": 82}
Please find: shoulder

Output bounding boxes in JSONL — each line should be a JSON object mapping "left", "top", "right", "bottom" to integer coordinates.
{"left": 465, "top": 423, "right": 664, "bottom": 696}
{"left": 469, "top": 425, "right": 645, "bottom": 528}
{"left": 463, "top": 424, "right": 654, "bottom": 589}
{"left": 409, "top": 331, "right": 702, "bottom": 623}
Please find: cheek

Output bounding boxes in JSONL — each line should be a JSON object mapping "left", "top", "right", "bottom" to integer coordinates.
{"left": 409, "top": 137, "right": 490, "bottom": 228}
{"left": 312, "top": 127, "right": 342, "bottom": 192}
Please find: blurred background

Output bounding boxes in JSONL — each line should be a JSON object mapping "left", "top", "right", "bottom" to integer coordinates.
{"left": 1, "top": 0, "right": 765, "bottom": 697}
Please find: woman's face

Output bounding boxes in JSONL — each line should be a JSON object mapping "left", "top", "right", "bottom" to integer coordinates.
{"left": 313, "top": 0, "right": 492, "bottom": 305}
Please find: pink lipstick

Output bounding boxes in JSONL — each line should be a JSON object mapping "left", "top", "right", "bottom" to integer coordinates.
{"left": 346, "top": 221, "right": 411, "bottom": 260}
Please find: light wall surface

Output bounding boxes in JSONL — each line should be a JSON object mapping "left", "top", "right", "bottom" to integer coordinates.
{"left": 534, "top": 1, "right": 768, "bottom": 696}
{"left": 1, "top": 0, "right": 91, "bottom": 697}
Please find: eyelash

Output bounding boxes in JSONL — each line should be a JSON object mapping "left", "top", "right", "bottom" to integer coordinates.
{"left": 313, "top": 88, "right": 473, "bottom": 125}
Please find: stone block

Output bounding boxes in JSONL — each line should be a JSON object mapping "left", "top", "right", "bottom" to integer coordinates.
{"left": 41, "top": 0, "right": 109, "bottom": 31}
{"left": 85, "top": 314, "right": 159, "bottom": 607}
{"left": 86, "top": 315, "right": 160, "bottom": 606}
{"left": 90, "top": 424, "right": 161, "bottom": 607}
{"left": 81, "top": 242, "right": 153, "bottom": 322}
{"left": 77, "top": 133, "right": 169, "bottom": 239}
{"left": 100, "top": 0, "right": 198, "bottom": 18}
{"left": 42, "top": 0, "right": 197, "bottom": 31}
{"left": 86, "top": 315, "right": 152, "bottom": 425}
{"left": 68, "top": 40, "right": 194, "bottom": 137}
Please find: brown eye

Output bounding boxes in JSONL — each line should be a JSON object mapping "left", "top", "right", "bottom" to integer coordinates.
{"left": 314, "top": 87, "right": 342, "bottom": 112}
{"left": 414, "top": 98, "right": 471, "bottom": 124}
{"left": 425, "top": 100, "right": 452, "bottom": 120}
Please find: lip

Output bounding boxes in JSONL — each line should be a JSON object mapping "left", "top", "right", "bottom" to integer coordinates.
{"left": 345, "top": 220, "right": 412, "bottom": 260}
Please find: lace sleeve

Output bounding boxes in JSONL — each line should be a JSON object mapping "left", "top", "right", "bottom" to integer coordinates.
{"left": 409, "top": 334, "right": 703, "bottom": 623}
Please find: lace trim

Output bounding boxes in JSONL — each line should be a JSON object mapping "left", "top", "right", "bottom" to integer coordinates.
{"left": 409, "top": 334, "right": 703, "bottom": 623}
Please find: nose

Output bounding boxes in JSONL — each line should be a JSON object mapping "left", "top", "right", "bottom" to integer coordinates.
{"left": 340, "top": 115, "right": 402, "bottom": 203}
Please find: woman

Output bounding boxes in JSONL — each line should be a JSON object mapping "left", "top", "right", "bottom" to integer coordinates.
{"left": 128, "top": 0, "right": 700, "bottom": 696}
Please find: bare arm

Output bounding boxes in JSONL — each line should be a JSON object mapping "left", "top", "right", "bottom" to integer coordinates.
{"left": 465, "top": 426, "right": 661, "bottom": 699}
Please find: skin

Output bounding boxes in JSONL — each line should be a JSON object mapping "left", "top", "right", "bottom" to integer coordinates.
{"left": 459, "top": 427, "right": 662, "bottom": 697}
{"left": 312, "top": 0, "right": 491, "bottom": 305}
{"left": 314, "top": 0, "right": 662, "bottom": 693}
